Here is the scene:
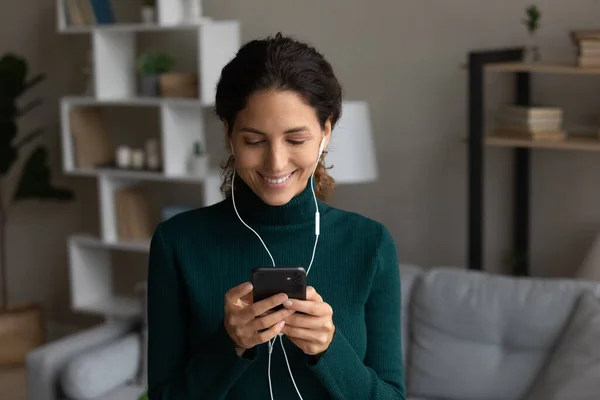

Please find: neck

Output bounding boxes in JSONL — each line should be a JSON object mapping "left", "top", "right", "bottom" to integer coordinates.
{"left": 230, "top": 173, "right": 326, "bottom": 226}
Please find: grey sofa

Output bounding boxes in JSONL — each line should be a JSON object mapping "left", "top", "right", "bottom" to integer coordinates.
{"left": 401, "top": 265, "right": 600, "bottom": 400}
{"left": 25, "top": 319, "right": 145, "bottom": 400}
{"left": 25, "top": 265, "right": 600, "bottom": 400}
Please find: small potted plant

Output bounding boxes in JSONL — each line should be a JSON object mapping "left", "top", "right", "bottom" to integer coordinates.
{"left": 136, "top": 52, "right": 175, "bottom": 97}
{"left": 522, "top": 5, "right": 541, "bottom": 63}
{"left": 141, "top": 0, "right": 156, "bottom": 24}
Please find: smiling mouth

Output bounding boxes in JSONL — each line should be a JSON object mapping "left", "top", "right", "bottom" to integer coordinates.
{"left": 259, "top": 171, "right": 296, "bottom": 184}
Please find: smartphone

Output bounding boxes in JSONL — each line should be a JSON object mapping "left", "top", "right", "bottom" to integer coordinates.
{"left": 251, "top": 267, "right": 306, "bottom": 311}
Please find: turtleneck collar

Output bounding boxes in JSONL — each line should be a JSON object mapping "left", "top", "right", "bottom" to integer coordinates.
{"left": 229, "top": 173, "right": 325, "bottom": 227}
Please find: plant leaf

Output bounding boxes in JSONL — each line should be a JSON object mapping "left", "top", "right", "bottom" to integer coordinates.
{"left": 14, "top": 127, "right": 44, "bottom": 149}
{"left": 17, "top": 98, "right": 43, "bottom": 118}
{"left": 13, "top": 146, "right": 75, "bottom": 202}
{"left": 21, "top": 73, "right": 45, "bottom": 95}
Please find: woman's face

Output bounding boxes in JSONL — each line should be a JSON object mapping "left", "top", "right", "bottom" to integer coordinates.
{"left": 227, "top": 89, "right": 331, "bottom": 206}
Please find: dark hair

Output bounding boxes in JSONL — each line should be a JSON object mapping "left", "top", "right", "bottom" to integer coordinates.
{"left": 214, "top": 32, "right": 343, "bottom": 202}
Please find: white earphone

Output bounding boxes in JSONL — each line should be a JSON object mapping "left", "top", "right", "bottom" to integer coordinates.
{"left": 230, "top": 136, "right": 325, "bottom": 400}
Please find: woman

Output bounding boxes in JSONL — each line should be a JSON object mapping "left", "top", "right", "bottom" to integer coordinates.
{"left": 147, "top": 33, "right": 405, "bottom": 400}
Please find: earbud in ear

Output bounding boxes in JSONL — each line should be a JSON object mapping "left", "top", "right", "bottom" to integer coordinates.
{"left": 230, "top": 142, "right": 235, "bottom": 156}
{"left": 318, "top": 138, "right": 325, "bottom": 158}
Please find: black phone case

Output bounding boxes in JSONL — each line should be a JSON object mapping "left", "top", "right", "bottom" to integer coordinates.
{"left": 251, "top": 267, "right": 307, "bottom": 307}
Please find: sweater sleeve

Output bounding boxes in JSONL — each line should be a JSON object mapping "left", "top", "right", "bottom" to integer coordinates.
{"left": 306, "top": 225, "right": 406, "bottom": 400}
{"left": 147, "top": 223, "right": 257, "bottom": 399}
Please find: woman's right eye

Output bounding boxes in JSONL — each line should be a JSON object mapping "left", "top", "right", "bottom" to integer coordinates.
{"left": 244, "top": 140, "right": 263, "bottom": 146}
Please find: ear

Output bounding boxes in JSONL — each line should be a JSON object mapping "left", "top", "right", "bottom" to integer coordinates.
{"left": 322, "top": 118, "right": 332, "bottom": 151}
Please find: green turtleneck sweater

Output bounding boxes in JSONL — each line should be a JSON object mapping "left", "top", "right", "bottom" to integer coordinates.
{"left": 147, "top": 177, "right": 406, "bottom": 399}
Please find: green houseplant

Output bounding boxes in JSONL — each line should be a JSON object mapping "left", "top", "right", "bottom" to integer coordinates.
{"left": 136, "top": 52, "right": 175, "bottom": 97}
{"left": 0, "top": 53, "right": 75, "bottom": 364}
{"left": 522, "top": 5, "right": 542, "bottom": 62}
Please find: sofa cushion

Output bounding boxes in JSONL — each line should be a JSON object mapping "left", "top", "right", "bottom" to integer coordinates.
{"left": 399, "top": 264, "right": 423, "bottom": 369}
{"left": 526, "top": 290, "right": 600, "bottom": 400}
{"left": 60, "top": 333, "right": 141, "bottom": 399}
{"left": 407, "top": 267, "right": 600, "bottom": 400}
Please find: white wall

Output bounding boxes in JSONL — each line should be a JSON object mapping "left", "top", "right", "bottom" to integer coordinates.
{"left": 1, "top": 0, "right": 600, "bottom": 329}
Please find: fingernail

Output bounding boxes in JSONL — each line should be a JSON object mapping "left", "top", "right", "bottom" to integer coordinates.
{"left": 284, "top": 300, "right": 293, "bottom": 307}
{"left": 278, "top": 294, "right": 288, "bottom": 303}
{"left": 247, "top": 283, "right": 253, "bottom": 290}
{"left": 279, "top": 321, "right": 285, "bottom": 328}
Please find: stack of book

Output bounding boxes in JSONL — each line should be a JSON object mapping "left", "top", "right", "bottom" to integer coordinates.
{"left": 571, "top": 30, "right": 600, "bottom": 68}
{"left": 63, "top": 0, "right": 115, "bottom": 26}
{"left": 494, "top": 105, "right": 565, "bottom": 141}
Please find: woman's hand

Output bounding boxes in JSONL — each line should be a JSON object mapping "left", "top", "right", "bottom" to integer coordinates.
{"left": 281, "top": 286, "right": 335, "bottom": 357}
{"left": 224, "top": 282, "right": 295, "bottom": 356}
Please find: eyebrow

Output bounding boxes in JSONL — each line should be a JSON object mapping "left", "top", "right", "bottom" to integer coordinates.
{"left": 239, "top": 126, "right": 310, "bottom": 135}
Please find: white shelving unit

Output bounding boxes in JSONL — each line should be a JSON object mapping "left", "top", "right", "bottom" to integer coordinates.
{"left": 58, "top": 0, "right": 240, "bottom": 323}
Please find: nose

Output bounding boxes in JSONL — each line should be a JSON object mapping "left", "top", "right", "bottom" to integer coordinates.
{"left": 265, "top": 142, "right": 287, "bottom": 173}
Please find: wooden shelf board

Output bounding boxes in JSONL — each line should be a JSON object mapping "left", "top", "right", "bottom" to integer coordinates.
{"left": 484, "top": 134, "right": 600, "bottom": 152}
{"left": 59, "top": 21, "right": 208, "bottom": 34}
{"left": 66, "top": 167, "right": 219, "bottom": 184}
{"left": 485, "top": 62, "right": 600, "bottom": 75}
{"left": 70, "top": 234, "right": 150, "bottom": 253}
{"left": 63, "top": 96, "right": 207, "bottom": 108}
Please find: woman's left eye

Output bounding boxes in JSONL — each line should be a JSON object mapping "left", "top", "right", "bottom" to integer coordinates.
{"left": 288, "top": 140, "right": 306, "bottom": 145}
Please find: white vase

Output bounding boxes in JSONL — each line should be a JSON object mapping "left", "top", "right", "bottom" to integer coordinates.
{"left": 116, "top": 146, "right": 132, "bottom": 169}
{"left": 183, "top": 0, "right": 202, "bottom": 22}
{"left": 145, "top": 139, "right": 161, "bottom": 171}
{"left": 523, "top": 32, "right": 541, "bottom": 63}
{"left": 131, "top": 149, "right": 145, "bottom": 170}
{"left": 141, "top": 6, "right": 156, "bottom": 24}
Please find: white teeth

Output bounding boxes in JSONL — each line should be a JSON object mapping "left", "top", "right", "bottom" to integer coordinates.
{"left": 263, "top": 173, "right": 292, "bottom": 184}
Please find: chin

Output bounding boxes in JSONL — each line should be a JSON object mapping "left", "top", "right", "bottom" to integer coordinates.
{"left": 259, "top": 192, "right": 294, "bottom": 206}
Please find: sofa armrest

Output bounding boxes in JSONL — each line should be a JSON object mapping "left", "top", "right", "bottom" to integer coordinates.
{"left": 25, "top": 319, "right": 137, "bottom": 400}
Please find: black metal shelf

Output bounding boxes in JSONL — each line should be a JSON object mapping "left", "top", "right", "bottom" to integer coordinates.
{"left": 468, "top": 48, "right": 530, "bottom": 276}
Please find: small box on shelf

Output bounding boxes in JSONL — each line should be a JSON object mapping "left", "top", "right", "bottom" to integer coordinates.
{"left": 114, "top": 187, "right": 155, "bottom": 242}
{"left": 69, "top": 106, "right": 115, "bottom": 168}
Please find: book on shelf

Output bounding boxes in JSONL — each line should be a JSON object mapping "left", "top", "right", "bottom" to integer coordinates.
{"left": 571, "top": 30, "right": 600, "bottom": 41}
{"left": 64, "top": 0, "right": 115, "bottom": 26}
{"left": 494, "top": 105, "right": 565, "bottom": 141}
{"left": 69, "top": 107, "right": 115, "bottom": 168}
{"left": 570, "top": 30, "right": 600, "bottom": 68}
{"left": 499, "top": 105, "right": 563, "bottom": 120}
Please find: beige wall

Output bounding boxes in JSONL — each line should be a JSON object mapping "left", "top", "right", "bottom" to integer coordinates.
{"left": 2, "top": 0, "right": 600, "bottom": 331}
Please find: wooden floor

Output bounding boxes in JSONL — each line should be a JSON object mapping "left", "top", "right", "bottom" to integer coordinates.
{"left": 0, "top": 366, "right": 28, "bottom": 400}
